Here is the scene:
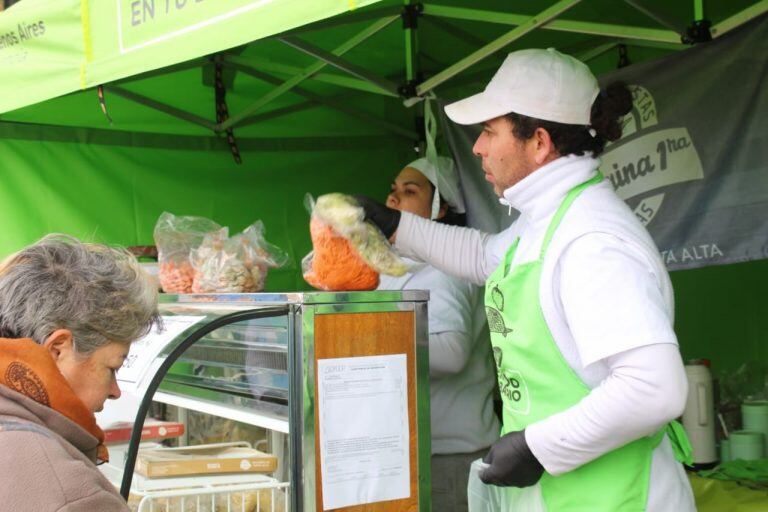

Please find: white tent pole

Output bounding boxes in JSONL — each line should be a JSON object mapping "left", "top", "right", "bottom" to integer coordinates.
{"left": 416, "top": 0, "right": 582, "bottom": 96}
{"left": 422, "top": 4, "right": 680, "bottom": 43}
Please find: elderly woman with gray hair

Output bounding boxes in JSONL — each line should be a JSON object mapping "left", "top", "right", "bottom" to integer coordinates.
{"left": 0, "top": 235, "right": 160, "bottom": 511}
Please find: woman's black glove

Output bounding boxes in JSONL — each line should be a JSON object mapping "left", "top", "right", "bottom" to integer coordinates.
{"left": 353, "top": 195, "right": 401, "bottom": 239}
{"left": 479, "top": 429, "right": 545, "bottom": 487}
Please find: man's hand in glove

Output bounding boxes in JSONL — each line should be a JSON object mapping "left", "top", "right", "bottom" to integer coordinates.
{"left": 353, "top": 195, "right": 401, "bottom": 239}
{"left": 479, "top": 429, "right": 545, "bottom": 487}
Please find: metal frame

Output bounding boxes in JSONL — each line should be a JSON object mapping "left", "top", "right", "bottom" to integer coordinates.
{"left": 621, "top": 0, "right": 688, "bottom": 38}
{"left": 300, "top": 299, "right": 432, "bottom": 512}
{"left": 223, "top": 62, "right": 417, "bottom": 139}
{"left": 279, "top": 36, "right": 401, "bottom": 97}
{"left": 417, "top": 0, "right": 583, "bottom": 95}
{"left": 105, "top": 86, "right": 218, "bottom": 131}
{"left": 421, "top": 3, "right": 681, "bottom": 43}
{"left": 222, "top": 55, "right": 397, "bottom": 97}
{"left": 218, "top": 15, "right": 399, "bottom": 131}
{"left": 711, "top": 0, "right": 768, "bottom": 37}
{"left": 76, "top": 1, "right": 766, "bottom": 142}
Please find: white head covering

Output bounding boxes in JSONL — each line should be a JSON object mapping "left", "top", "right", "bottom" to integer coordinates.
{"left": 406, "top": 156, "right": 466, "bottom": 220}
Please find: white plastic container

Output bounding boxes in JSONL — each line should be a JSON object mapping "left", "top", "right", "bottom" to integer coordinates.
{"left": 682, "top": 364, "right": 717, "bottom": 464}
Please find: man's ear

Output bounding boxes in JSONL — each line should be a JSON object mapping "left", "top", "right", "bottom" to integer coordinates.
{"left": 531, "top": 127, "right": 558, "bottom": 165}
{"left": 43, "top": 329, "right": 75, "bottom": 362}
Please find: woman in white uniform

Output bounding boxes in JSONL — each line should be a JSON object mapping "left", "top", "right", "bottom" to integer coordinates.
{"left": 377, "top": 156, "right": 500, "bottom": 512}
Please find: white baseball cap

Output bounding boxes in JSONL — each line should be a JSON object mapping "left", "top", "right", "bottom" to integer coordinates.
{"left": 444, "top": 48, "right": 599, "bottom": 126}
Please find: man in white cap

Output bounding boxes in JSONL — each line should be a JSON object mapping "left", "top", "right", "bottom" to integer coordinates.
{"left": 373, "top": 156, "right": 500, "bottom": 512}
{"left": 357, "top": 49, "right": 695, "bottom": 510}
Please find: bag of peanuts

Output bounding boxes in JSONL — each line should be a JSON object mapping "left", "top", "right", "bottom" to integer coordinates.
{"left": 153, "top": 212, "right": 223, "bottom": 293}
{"left": 190, "top": 221, "right": 288, "bottom": 293}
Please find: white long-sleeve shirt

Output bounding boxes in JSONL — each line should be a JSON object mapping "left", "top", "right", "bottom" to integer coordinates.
{"left": 395, "top": 154, "right": 695, "bottom": 511}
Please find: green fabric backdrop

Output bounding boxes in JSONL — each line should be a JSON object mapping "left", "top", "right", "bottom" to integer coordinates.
{"left": 1, "top": 0, "right": 766, "bottom": 389}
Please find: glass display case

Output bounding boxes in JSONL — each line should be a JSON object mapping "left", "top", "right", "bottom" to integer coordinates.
{"left": 100, "top": 291, "right": 431, "bottom": 512}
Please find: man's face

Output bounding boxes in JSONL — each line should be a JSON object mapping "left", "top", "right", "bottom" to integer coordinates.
{"left": 472, "top": 116, "right": 537, "bottom": 196}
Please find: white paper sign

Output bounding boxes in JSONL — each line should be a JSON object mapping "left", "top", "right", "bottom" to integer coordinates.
{"left": 318, "top": 354, "right": 410, "bottom": 510}
{"left": 117, "top": 315, "right": 205, "bottom": 393}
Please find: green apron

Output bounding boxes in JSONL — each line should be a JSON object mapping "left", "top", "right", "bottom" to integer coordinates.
{"left": 484, "top": 173, "right": 691, "bottom": 511}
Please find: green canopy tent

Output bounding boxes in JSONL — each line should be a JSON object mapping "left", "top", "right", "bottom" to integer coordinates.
{"left": 1, "top": 0, "right": 767, "bottom": 395}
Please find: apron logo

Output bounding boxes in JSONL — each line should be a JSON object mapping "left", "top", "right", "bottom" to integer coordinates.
{"left": 491, "top": 285, "right": 505, "bottom": 311}
{"left": 486, "top": 306, "right": 513, "bottom": 337}
{"left": 486, "top": 285, "right": 513, "bottom": 337}
{"left": 600, "top": 85, "right": 704, "bottom": 227}
{"left": 499, "top": 369, "right": 530, "bottom": 415}
{"left": 492, "top": 346, "right": 503, "bottom": 370}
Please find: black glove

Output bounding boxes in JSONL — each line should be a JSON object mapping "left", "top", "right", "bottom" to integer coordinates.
{"left": 479, "top": 429, "right": 544, "bottom": 487}
{"left": 353, "top": 195, "right": 402, "bottom": 239}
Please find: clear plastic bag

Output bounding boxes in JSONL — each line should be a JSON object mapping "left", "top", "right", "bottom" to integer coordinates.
{"left": 190, "top": 221, "right": 288, "bottom": 293}
{"left": 467, "top": 458, "right": 545, "bottom": 512}
{"left": 153, "top": 212, "right": 222, "bottom": 293}
{"left": 302, "top": 193, "right": 408, "bottom": 291}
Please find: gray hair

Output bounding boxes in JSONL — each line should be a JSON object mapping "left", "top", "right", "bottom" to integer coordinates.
{"left": 0, "top": 234, "right": 161, "bottom": 355}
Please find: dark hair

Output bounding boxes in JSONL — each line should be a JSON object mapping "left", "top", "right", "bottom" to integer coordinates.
{"left": 504, "top": 81, "right": 632, "bottom": 157}
{"left": 428, "top": 185, "right": 466, "bottom": 227}
{"left": 436, "top": 200, "right": 467, "bottom": 227}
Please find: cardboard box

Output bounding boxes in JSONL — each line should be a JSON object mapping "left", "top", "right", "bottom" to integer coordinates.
{"left": 136, "top": 442, "right": 277, "bottom": 478}
{"left": 104, "top": 419, "right": 184, "bottom": 444}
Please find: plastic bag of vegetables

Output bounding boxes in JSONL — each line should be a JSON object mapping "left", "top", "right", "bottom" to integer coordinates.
{"left": 303, "top": 193, "right": 408, "bottom": 291}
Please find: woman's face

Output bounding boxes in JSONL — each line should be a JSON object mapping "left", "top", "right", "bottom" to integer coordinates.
{"left": 386, "top": 166, "right": 438, "bottom": 220}
{"left": 46, "top": 330, "right": 128, "bottom": 413}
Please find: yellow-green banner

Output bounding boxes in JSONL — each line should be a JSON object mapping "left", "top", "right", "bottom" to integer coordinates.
{"left": 0, "top": 0, "right": 380, "bottom": 114}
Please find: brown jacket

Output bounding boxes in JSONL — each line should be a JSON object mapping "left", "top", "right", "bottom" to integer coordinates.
{"left": 0, "top": 385, "right": 129, "bottom": 511}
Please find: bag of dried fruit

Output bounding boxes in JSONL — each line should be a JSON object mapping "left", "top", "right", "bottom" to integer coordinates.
{"left": 153, "top": 212, "right": 222, "bottom": 293}
{"left": 190, "top": 221, "right": 288, "bottom": 293}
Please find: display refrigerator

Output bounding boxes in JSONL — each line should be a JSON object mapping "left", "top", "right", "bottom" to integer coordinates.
{"left": 99, "top": 291, "right": 431, "bottom": 512}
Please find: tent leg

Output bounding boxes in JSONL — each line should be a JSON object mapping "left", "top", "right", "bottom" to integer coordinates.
{"left": 694, "top": 0, "right": 705, "bottom": 21}
{"left": 402, "top": 0, "right": 424, "bottom": 152}
{"left": 416, "top": 0, "right": 582, "bottom": 96}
